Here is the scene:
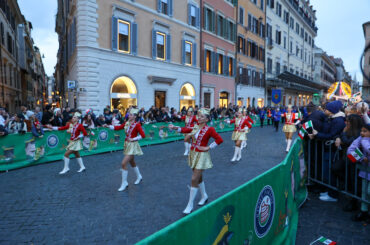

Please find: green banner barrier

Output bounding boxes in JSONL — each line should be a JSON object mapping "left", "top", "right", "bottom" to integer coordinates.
{"left": 0, "top": 117, "right": 267, "bottom": 171}
{"left": 136, "top": 139, "right": 307, "bottom": 245}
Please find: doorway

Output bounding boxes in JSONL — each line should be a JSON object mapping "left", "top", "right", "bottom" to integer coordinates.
{"left": 155, "top": 91, "right": 166, "bottom": 108}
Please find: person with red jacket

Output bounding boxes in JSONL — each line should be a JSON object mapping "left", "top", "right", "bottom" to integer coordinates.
{"left": 180, "top": 107, "right": 198, "bottom": 156}
{"left": 225, "top": 108, "right": 253, "bottom": 162}
{"left": 109, "top": 108, "right": 146, "bottom": 192}
{"left": 52, "top": 112, "right": 87, "bottom": 174}
{"left": 169, "top": 108, "right": 223, "bottom": 214}
{"left": 241, "top": 109, "right": 254, "bottom": 150}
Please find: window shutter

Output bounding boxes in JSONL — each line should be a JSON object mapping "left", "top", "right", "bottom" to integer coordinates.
{"left": 242, "top": 38, "right": 245, "bottom": 54}
{"left": 204, "top": 50, "right": 207, "bottom": 71}
{"left": 111, "top": 16, "right": 118, "bottom": 51}
{"left": 152, "top": 29, "right": 156, "bottom": 59}
{"left": 196, "top": 7, "right": 200, "bottom": 28}
{"left": 169, "top": 0, "right": 173, "bottom": 17}
{"left": 157, "top": 0, "right": 161, "bottom": 12}
{"left": 132, "top": 23, "right": 137, "bottom": 55}
{"left": 223, "top": 18, "right": 227, "bottom": 39}
{"left": 233, "top": 59, "right": 236, "bottom": 77}
{"left": 166, "top": 34, "right": 171, "bottom": 61}
{"left": 181, "top": 39, "right": 185, "bottom": 64}
{"left": 193, "top": 42, "right": 197, "bottom": 66}
{"left": 248, "top": 15, "right": 251, "bottom": 30}
{"left": 214, "top": 53, "right": 218, "bottom": 73}
{"left": 211, "top": 52, "right": 215, "bottom": 72}
{"left": 223, "top": 56, "right": 228, "bottom": 76}
{"left": 203, "top": 7, "right": 207, "bottom": 29}
{"left": 212, "top": 11, "right": 215, "bottom": 32}
{"left": 188, "top": 4, "right": 191, "bottom": 25}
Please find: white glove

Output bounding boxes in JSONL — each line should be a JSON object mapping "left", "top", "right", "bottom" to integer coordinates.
{"left": 52, "top": 126, "right": 58, "bottom": 131}
{"left": 109, "top": 125, "right": 114, "bottom": 130}
{"left": 132, "top": 135, "right": 142, "bottom": 141}
{"left": 209, "top": 142, "right": 218, "bottom": 149}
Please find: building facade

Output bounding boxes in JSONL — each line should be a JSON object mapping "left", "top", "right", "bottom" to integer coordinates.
{"left": 200, "top": 0, "right": 237, "bottom": 109}
{"left": 313, "top": 47, "right": 335, "bottom": 97}
{"left": 56, "top": 0, "right": 202, "bottom": 114}
{"left": 265, "top": 0, "right": 321, "bottom": 107}
{"left": 236, "top": 0, "right": 266, "bottom": 108}
{"left": 363, "top": 21, "right": 370, "bottom": 99}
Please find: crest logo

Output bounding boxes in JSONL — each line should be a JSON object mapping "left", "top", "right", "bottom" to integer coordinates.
{"left": 254, "top": 185, "right": 275, "bottom": 238}
{"left": 47, "top": 134, "right": 59, "bottom": 148}
{"left": 99, "top": 130, "right": 108, "bottom": 141}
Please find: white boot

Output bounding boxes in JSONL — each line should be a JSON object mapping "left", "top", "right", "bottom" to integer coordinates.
{"left": 59, "top": 157, "right": 70, "bottom": 175}
{"left": 198, "top": 182, "right": 208, "bottom": 206}
{"left": 241, "top": 140, "right": 247, "bottom": 149}
{"left": 286, "top": 139, "right": 292, "bottom": 153}
{"left": 118, "top": 169, "right": 128, "bottom": 191}
{"left": 183, "top": 187, "right": 198, "bottom": 214}
{"left": 184, "top": 142, "right": 189, "bottom": 156}
{"left": 133, "top": 166, "right": 142, "bottom": 185}
{"left": 231, "top": 147, "right": 240, "bottom": 162}
{"left": 236, "top": 147, "right": 242, "bottom": 161}
{"left": 76, "top": 157, "right": 86, "bottom": 172}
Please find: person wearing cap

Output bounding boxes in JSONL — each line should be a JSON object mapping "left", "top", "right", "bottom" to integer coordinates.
{"left": 169, "top": 108, "right": 223, "bottom": 214}
{"left": 225, "top": 108, "right": 253, "bottom": 162}
{"left": 180, "top": 107, "right": 198, "bottom": 156}
{"left": 52, "top": 112, "right": 88, "bottom": 174}
{"left": 282, "top": 105, "right": 301, "bottom": 152}
{"left": 108, "top": 108, "right": 145, "bottom": 192}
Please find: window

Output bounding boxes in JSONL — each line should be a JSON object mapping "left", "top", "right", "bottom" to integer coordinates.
{"left": 300, "top": 27, "right": 304, "bottom": 38}
{"left": 296, "top": 23, "right": 299, "bottom": 34}
{"left": 184, "top": 41, "right": 192, "bottom": 65}
{"left": 160, "top": 0, "right": 168, "bottom": 15}
{"left": 276, "top": 62, "right": 280, "bottom": 75}
{"left": 229, "top": 57, "right": 233, "bottom": 76}
{"left": 276, "top": 2, "right": 282, "bottom": 17}
{"left": 284, "top": 11, "right": 289, "bottom": 24}
{"left": 283, "top": 36, "right": 286, "bottom": 49}
{"left": 238, "top": 36, "right": 245, "bottom": 54}
{"left": 218, "top": 54, "right": 223, "bottom": 74}
{"left": 239, "top": 7, "right": 244, "bottom": 25}
{"left": 118, "top": 20, "right": 130, "bottom": 53}
{"left": 296, "top": 45, "right": 299, "bottom": 56}
{"left": 260, "top": 0, "right": 264, "bottom": 10}
{"left": 217, "top": 15, "right": 224, "bottom": 37}
{"left": 0, "top": 23, "right": 3, "bottom": 44}
{"left": 268, "top": 0, "right": 275, "bottom": 9}
{"left": 289, "top": 41, "right": 292, "bottom": 53}
{"left": 267, "top": 58, "right": 272, "bottom": 73}
{"left": 156, "top": 32, "right": 166, "bottom": 60}
{"left": 289, "top": 17, "right": 294, "bottom": 29}
{"left": 283, "top": 65, "right": 287, "bottom": 71}
{"left": 205, "top": 50, "right": 211, "bottom": 72}
{"left": 308, "top": 36, "right": 311, "bottom": 45}
{"left": 305, "top": 32, "right": 308, "bottom": 42}
{"left": 275, "top": 30, "right": 281, "bottom": 45}
{"left": 189, "top": 5, "right": 197, "bottom": 27}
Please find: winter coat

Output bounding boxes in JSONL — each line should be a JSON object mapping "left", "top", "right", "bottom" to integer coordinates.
{"left": 316, "top": 111, "right": 345, "bottom": 140}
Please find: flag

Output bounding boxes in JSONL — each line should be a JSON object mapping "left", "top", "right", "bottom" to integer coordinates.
{"left": 298, "top": 128, "right": 307, "bottom": 140}
{"left": 347, "top": 148, "right": 364, "bottom": 163}
{"left": 271, "top": 89, "right": 282, "bottom": 104}
{"left": 310, "top": 236, "right": 337, "bottom": 245}
{"left": 303, "top": 120, "right": 313, "bottom": 130}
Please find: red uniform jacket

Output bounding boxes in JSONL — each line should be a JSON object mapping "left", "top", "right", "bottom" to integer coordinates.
{"left": 181, "top": 125, "right": 223, "bottom": 152}
{"left": 181, "top": 115, "right": 198, "bottom": 128}
{"left": 283, "top": 113, "right": 297, "bottom": 125}
{"left": 58, "top": 123, "right": 87, "bottom": 140}
{"left": 229, "top": 117, "right": 253, "bottom": 131}
{"left": 114, "top": 121, "right": 145, "bottom": 141}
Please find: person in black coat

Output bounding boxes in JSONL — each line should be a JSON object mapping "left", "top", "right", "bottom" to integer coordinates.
{"left": 41, "top": 105, "right": 54, "bottom": 126}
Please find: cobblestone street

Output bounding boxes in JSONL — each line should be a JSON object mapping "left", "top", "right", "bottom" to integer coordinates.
{"left": 0, "top": 126, "right": 369, "bottom": 244}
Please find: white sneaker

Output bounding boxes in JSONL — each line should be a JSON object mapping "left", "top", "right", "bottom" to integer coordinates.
{"left": 118, "top": 182, "right": 128, "bottom": 191}
{"left": 319, "top": 194, "right": 337, "bottom": 202}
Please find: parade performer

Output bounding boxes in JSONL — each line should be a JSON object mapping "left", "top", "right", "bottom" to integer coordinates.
{"left": 225, "top": 108, "right": 253, "bottom": 161}
{"left": 169, "top": 108, "right": 223, "bottom": 214}
{"left": 109, "top": 108, "right": 145, "bottom": 191}
{"left": 181, "top": 108, "right": 198, "bottom": 156}
{"left": 273, "top": 108, "right": 282, "bottom": 132}
{"left": 52, "top": 112, "right": 87, "bottom": 174}
{"left": 282, "top": 105, "right": 300, "bottom": 152}
{"left": 240, "top": 108, "right": 254, "bottom": 149}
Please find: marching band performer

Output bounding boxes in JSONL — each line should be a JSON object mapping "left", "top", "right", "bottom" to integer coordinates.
{"left": 225, "top": 108, "right": 253, "bottom": 162}
{"left": 52, "top": 112, "right": 87, "bottom": 175}
{"left": 240, "top": 108, "right": 254, "bottom": 150}
{"left": 108, "top": 108, "right": 145, "bottom": 191}
{"left": 181, "top": 108, "right": 198, "bottom": 156}
{"left": 169, "top": 108, "right": 223, "bottom": 214}
{"left": 282, "top": 105, "right": 300, "bottom": 152}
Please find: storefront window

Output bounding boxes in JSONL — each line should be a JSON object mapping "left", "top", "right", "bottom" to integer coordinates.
{"left": 180, "top": 83, "right": 195, "bottom": 109}
{"left": 110, "top": 76, "right": 137, "bottom": 115}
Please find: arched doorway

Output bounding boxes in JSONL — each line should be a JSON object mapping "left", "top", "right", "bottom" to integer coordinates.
{"left": 110, "top": 76, "right": 137, "bottom": 115}
{"left": 219, "top": 92, "right": 229, "bottom": 107}
{"left": 179, "top": 83, "right": 195, "bottom": 109}
{"left": 257, "top": 98, "right": 264, "bottom": 108}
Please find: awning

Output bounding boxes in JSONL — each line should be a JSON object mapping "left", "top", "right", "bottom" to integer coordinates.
{"left": 277, "top": 71, "right": 326, "bottom": 90}
{"left": 147, "top": 75, "right": 177, "bottom": 85}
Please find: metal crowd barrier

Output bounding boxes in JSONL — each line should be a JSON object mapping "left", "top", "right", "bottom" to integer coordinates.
{"left": 305, "top": 139, "right": 369, "bottom": 204}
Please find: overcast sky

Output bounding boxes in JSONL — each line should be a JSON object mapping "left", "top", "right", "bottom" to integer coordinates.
{"left": 17, "top": 0, "right": 370, "bottom": 82}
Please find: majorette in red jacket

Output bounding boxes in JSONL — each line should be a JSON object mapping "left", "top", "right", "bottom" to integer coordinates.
{"left": 229, "top": 116, "right": 253, "bottom": 131}
{"left": 283, "top": 113, "right": 297, "bottom": 125}
{"left": 180, "top": 125, "right": 223, "bottom": 152}
{"left": 114, "top": 121, "right": 145, "bottom": 141}
{"left": 58, "top": 122, "right": 87, "bottom": 140}
{"left": 181, "top": 115, "right": 198, "bottom": 128}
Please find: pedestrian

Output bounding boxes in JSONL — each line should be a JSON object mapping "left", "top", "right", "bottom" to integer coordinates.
{"left": 273, "top": 107, "right": 281, "bottom": 132}
{"left": 52, "top": 112, "right": 87, "bottom": 174}
{"left": 225, "top": 108, "right": 252, "bottom": 162}
{"left": 169, "top": 108, "right": 223, "bottom": 214}
{"left": 282, "top": 105, "right": 300, "bottom": 152}
{"left": 259, "top": 107, "right": 266, "bottom": 128}
{"left": 108, "top": 108, "right": 145, "bottom": 192}
{"left": 181, "top": 107, "right": 198, "bottom": 156}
